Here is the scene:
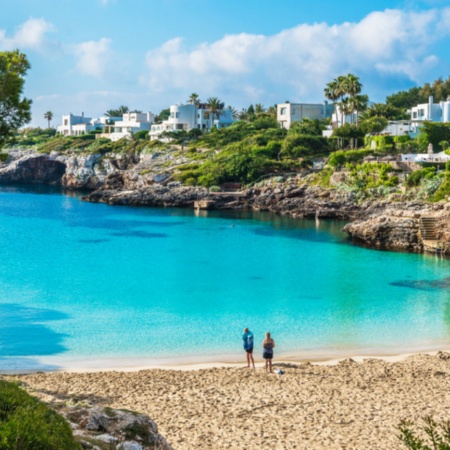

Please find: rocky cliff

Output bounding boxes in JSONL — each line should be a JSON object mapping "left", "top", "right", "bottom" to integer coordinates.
{"left": 1, "top": 149, "right": 450, "bottom": 255}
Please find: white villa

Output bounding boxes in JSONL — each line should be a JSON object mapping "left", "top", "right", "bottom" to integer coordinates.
{"left": 99, "top": 112, "right": 154, "bottom": 142}
{"left": 277, "top": 102, "right": 334, "bottom": 129}
{"left": 410, "top": 96, "right": 450, "bottom": 124}
{"left": 57, "top": 113, "right": 119, "bottom": 136}
{"left": 376, "top": 96, "right": 450, "bottom": 138}
{"left": 149, "top": 103, "right": 234, "bottom": 141}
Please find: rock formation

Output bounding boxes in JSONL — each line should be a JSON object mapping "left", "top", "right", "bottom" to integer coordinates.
{"left": 59, "top": 404, "right": 173, "bottom": 450}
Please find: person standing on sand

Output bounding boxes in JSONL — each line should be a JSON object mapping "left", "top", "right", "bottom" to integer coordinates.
{"left": 262, "top": 332, "right": 275, "bottom": 373}
{"left": 242, "top": 328, "right": 255, "bottom": 369}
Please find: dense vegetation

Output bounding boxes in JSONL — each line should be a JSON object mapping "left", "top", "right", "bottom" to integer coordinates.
{"left": 173, "top": 118, "right": 330, "bottom": 187}
{"left": 387, "top": 76, "right": 450, "bottom": 109}
{"left": 0, "top": 380, "right": 80, "bottom": 449}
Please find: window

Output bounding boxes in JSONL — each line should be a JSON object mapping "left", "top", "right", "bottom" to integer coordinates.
{"left": 176, "top": 112, "right": 180, "bottom": 118}
{"left": 170, "top": 112, "right": 174, "bottom": 118}
{"left": 419, "top": 109, "right": 425, "bottom": 116}
{"left": 412, "top": 112, "right": 417, "bottom": 119}
{"left": 64, "top": 119, "right": 68, "bottom": 126}
{"left": 280, "top": 107, "right": 287, "bottom": 115}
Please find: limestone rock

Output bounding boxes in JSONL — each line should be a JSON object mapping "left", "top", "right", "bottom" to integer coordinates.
{"left": 60, "top": 405, "right": 173, "bottom": 450}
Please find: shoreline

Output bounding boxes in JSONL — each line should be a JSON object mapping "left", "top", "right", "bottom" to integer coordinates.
{"left": 3, "top": 345, "right": 450, "bottom": 374}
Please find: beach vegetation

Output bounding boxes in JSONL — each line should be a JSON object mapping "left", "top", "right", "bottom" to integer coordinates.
{"left": 0, "top": 50, "right": 32, "bottom": 149}
{"left": 0, "top": 379, "right": 81, "bottom": 449}
{"left": 399, "top": 416, "right": 450, "bottom": 450}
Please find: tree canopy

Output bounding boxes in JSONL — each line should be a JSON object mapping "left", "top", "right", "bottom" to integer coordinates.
{"left": 0, "top": 50, "right": 32, "bottom": 148}
{"left": 386, "top": 76, "right": 450, "bottom": 110}
{"left": 105, "top": 105, "right": 129, "bottom": 117}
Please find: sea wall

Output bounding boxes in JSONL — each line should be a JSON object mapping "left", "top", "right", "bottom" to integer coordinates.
{"left": 2, "top": 149, "right": 450, "bottom": 254}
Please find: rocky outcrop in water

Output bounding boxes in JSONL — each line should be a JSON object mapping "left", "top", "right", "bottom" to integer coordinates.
{"left": 0, "top": 153, "right": 66, "bottom": 184}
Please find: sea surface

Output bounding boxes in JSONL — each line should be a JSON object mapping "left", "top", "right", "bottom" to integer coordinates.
{"left": 1, "top": 184, "right": 450, "bottom": 371}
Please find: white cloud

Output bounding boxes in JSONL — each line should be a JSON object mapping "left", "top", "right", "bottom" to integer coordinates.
{"left": 73, "top": 38, "right": 112, "bottom": 78}
{"left": 0, "top": 18, "right": 55, "bottom": 53}
{"left": 140, "top": 8, "right": 450, "bottom": 106}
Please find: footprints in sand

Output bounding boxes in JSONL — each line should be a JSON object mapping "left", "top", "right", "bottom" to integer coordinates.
{"left": 11, "top": 354, "right": 450, "bottom": 450}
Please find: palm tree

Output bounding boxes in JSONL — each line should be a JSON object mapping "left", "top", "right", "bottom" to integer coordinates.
{"left": 267, "top": 105, "right": 277, "bottom": 119}
{"left": 325, "top": 80, "right": 345, "bottom": 127}
{"left": 188, "top": 93, "right": 200, "bottom": 107}
{"left": 105, "top": 105, "right": 129, "bottom": 117}
{"left": 349, "top": 94, "right": 369, "bottom": 125}
{"left": 338, "top": 97, "right": 352, "bottom": 126}
{"left": 227, "top": 106, "right": 239, "bottom": 120}
{"left": 342, "top": 74, "right": 362, "bottom": 124}
{"left": 43, "top": 111, "right": 53, "bottom": 128}
{"left": 206, "top": 97, "right": 224, "bottom": 129}
{"left": 255, "top": 103, "right": 266, "bottom": 115}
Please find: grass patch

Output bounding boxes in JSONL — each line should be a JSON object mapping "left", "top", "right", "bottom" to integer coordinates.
{"left": 0, "top": 379, "right": 81, "bottom": 449}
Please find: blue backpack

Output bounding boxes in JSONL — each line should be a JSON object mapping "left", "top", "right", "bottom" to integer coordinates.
{"left": 243, "top": 331, "right": 254, "bottom": 350}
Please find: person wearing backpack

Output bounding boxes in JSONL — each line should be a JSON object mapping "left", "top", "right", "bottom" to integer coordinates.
{"left": 242, "top": 328, "right": 255, "bottom": 369}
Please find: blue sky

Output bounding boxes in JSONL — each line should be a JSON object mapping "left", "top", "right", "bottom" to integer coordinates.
{"left": 1, "top": 0, "right": 450, "bottom": 127}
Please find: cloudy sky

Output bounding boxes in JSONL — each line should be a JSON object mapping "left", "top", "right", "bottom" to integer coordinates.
{"left": 2, "top": 0, "right": 450, "bottom": 127}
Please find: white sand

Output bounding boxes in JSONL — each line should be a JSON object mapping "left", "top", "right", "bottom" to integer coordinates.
{"left": 8, "top": 352, "right": 450, "bottom": 449}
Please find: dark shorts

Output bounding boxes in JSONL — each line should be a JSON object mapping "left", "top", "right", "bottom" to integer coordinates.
{"left": 263, "top": 352, "right": 273, "bottom": 360}
{"left": 246, "top": 347, "right": 253, "bottom": 354}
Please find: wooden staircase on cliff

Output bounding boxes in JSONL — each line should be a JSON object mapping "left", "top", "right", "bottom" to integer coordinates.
{"left": 419, "top": 216, "right": 443, "bottom": 253}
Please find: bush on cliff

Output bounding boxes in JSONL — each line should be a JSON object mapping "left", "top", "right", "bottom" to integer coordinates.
{"left": 0, "top": 380, "right": 81, "bottom": 449}
{"left": 328, "top": 149, "right": 372, "bottom": 167}
{"left": 405, "top": 167, "right": 437, "bottom": 187}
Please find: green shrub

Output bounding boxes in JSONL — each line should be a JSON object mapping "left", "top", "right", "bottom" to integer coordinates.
{"left": 209, "top": 185, "right": 221, "bottom": 192}
{"left": 432, "top": 173, "right": 450, "bottom": 201}
{"left": 0, "top": 380, "right": 81, "bottom": 449}
{"left": 328, "top": 149, "right": 372, "bottom": 167}
{"left": 399, "top": 416, "right": 450, "bottom": 449}
{"left": 364, "top": 135, "right": 394, "bottom": 149}
{"left": 405, "top": 167, "right": 437, "bottom": 187}
{"left": 281, "top": 134, "right": 329, "bottom": 158}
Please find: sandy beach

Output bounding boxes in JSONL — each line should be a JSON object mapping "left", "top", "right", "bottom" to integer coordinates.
{"left": 5, "top": 352, "right": 450, "bottom": 449}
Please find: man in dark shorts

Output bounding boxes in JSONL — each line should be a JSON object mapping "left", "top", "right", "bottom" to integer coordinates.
{"left": 242, "top": 328, "right": 255, "bottom": 369}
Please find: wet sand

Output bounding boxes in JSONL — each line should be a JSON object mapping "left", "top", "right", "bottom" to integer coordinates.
{"left": 7, "top": 353, "right": 450, "bottom": 449}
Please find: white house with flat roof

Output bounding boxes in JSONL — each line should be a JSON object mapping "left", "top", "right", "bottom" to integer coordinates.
{"left": 57, "top": 113, "right": 122, "bottom": 136}
{"left": 410, "top": 96, "right": 450, "bottom": 124}
{"left": 101, "top": 112, "right": 154, "bottom": 141}
{"left": 277, "top": 102, "right": 334, "bottom": 129}
{"left": 150, "top": 103, "right": 234, "bottom": 140}
{"left": 57, "top": 113, "right": 92, "bottom": 136}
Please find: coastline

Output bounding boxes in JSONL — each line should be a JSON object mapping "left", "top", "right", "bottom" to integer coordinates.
{"left": 2, "top": 149, "right": 450, "bottom": 255}
{"left": 4, "top": 344, "right": 450, "bottom": 374}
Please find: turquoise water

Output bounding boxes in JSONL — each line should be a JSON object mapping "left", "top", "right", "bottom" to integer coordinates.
{"left": 1, "top": 185, "right": 450, "bottom": 371}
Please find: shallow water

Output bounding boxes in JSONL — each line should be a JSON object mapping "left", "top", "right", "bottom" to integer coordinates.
{"left": 0, "top": 185, "right": 449, "bottom": 371}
